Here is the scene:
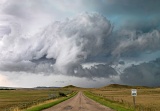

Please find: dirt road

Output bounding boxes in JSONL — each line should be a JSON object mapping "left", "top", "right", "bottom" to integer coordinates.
{"left": 43, "top": 92, "right": 114, "bottom": 111}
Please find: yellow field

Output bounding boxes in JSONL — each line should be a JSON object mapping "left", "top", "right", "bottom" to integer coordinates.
{"left": 89, "top": 86, "right": 160, "bottom": 111}
{"left": 0, "top": 88, "right": 71, "bottom": 111}
{"left": 1, "top": 85, "right": 160, "bottom": 111}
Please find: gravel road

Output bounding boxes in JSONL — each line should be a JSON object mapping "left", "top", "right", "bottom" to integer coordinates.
{"left": 43, "top": 92, "right": 114, "bottom": 111}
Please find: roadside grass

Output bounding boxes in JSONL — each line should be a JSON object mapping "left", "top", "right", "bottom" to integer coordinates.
{"left": 25, "top": 92, "right": 77, "bottom": 111}
{"left": 83, "top": 91, "right": 133, "bottom": 111}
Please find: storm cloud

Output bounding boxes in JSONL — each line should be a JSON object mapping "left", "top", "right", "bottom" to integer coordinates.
{"left": 120, "top": 58, "right": 160, "bottom": 87}
{"left": 112, "top": 30, "right": 160, "bottom": 57}
{"left": 0, "top": 0, "right": 160, "bottom": 87}
{"left": 0, "top": 13, "right": 117, "bottom": 78}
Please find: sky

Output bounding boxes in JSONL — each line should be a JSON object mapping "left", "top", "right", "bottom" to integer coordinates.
{"left": 0, "top": 0, "right": 160, "bottom": 88}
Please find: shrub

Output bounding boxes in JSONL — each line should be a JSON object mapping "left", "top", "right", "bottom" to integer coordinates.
{"left": 59, "top": 92, "right": 67, "bottom": 97}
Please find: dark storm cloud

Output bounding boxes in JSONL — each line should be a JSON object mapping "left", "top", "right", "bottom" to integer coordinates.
{"left": 68, "top": 64, "right": 118, "bottom": 78}
{"left": 120, "top": 58, "right": 160, "bottom": 86}
{"left": 31, "top": 55, "right": 56, "bottom": 64}
{"left": 106, "top": 0, "right": 160, "bottom": 15}
{"left": 0, "top": 61, "right": 54, "bottom": 73}
{"left": 84, "top": 0, "right": 160, "bottom": 31}
{"left": 81, "top": 0, "right": 160, "bottom": 17}
{"left": 112, "top": 30, "right": 160, "bottom": 58}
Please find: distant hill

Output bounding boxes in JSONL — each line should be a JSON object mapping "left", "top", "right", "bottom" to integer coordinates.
{"left": 103, "top": 84, "right": 150, "bottom": 89}
{"left": 63, "top": 85, "right": 79, "bottom": 88}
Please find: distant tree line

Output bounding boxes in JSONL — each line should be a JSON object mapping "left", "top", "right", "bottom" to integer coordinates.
{"left": 0, "top": 88, "right": 15, "bottom": 90}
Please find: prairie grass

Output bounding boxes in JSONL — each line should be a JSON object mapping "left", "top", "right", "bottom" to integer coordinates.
{"left": 0, "top": 88, "right": 71, "bottom": 111}
{"left": 89, "top": 87, "right": 160, "bottom": 111}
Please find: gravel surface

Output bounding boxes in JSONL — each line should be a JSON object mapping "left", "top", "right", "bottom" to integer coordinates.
{"left": 43, "top": 92, "right": 114, "bottom": 111}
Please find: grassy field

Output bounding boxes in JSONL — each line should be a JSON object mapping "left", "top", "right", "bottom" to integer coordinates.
{"left": 25, "top": 92, "right": 77, "bottom": 111}
{"left": 1, "top": 84, "right": 160, "bottom": 111}
{"left": 86, "top": 84, "right": 160, "bottom": 111}
{"left": 0, "top": 88, "right": 72, "bottom": 111}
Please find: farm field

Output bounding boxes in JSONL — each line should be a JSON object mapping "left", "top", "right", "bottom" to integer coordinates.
{"left": 1, "top": 84, "right": 160, "bottom": 111}
{"left": 88, "top": 84, "right": 160, "bottom": 111}
{"left": 0, "top": 88, "right": 72, "bottom": 111}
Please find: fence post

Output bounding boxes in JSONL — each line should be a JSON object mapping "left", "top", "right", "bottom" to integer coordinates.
{"left": 133, "top": 96, "right": 136, "bottom": 111}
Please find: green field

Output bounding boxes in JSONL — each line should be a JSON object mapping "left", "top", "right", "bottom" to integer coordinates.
{"left": 0, "top": 88, "right": 72, "bottom": 111}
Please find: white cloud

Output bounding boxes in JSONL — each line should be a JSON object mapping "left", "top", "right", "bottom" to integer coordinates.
{"left": 0, "top": 13, "right": 115, "bottom": 78}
